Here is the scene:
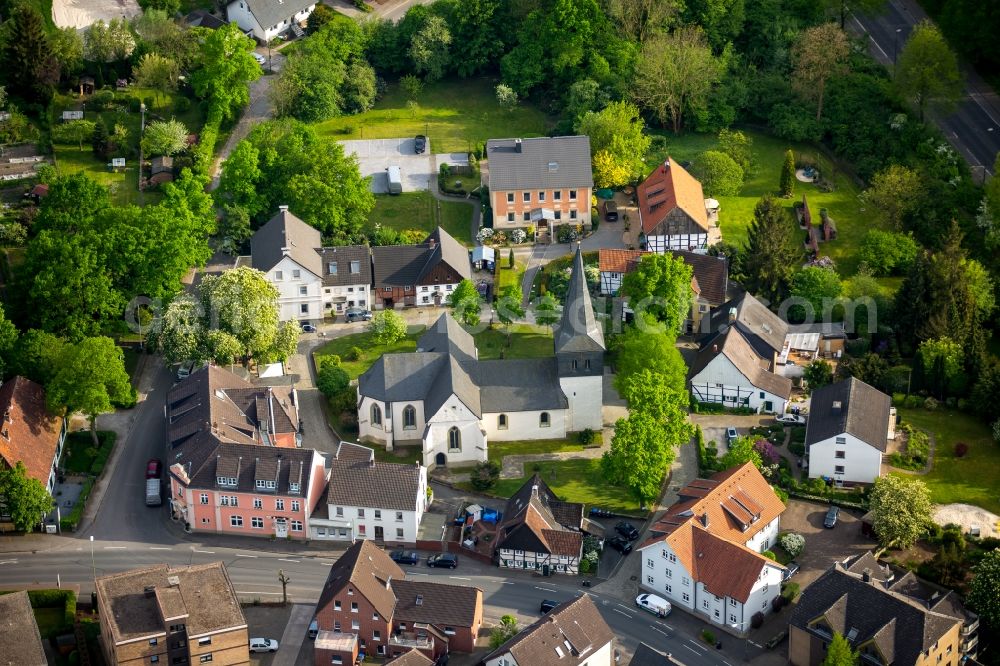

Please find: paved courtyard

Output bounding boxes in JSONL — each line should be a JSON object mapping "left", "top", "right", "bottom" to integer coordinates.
{"left": 778, "top": 499, "right": 877, "bottom": 589}
{"left": 339, "top": 138, "right": 468, "bottom": 193}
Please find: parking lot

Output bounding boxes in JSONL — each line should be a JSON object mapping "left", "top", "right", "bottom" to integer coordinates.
{"left": 779, "top": 499, "right": 877, "bottom": 588}
{"left": 339, "top": 138, "right": 467, "bottom": 193}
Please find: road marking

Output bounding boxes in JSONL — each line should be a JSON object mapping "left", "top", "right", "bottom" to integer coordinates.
{"left": 150, "top": 547, "right": 171, "bottom": 551}
{"left": 449, "top": 576, "right": 471, "bottom": 580}
{"left": 278, "top": 558, "right": 299, "bottom": 563}
{"left": 103, "top": 546, "right": 126, "bottom": 550}
{"left": 616, "top": 603, "right": 632, "bottom": 611}
{"left": 749, "top": 641, "right": 763, "bottom": 648}
{"left": 236, "top": 591, "right": 282, "bottom": 596}
{"left": 0, "top": 560, "right": 17, "bottom": 565}
{"left": 535, "top": 586, "right": 557, "bottom": 592}
{"left": 688, "top": 640, "right": 707, "bottom": 652}
{"left": 235, "top": 554, "right": 257, "bottom": 558}
{"left": 612, "top": 609, "right": 633, "bottom": 618}
{"left": 724, "top": 661, "right": 734, "bottom": 666}
{"left": 683, "top": 645, "right": 700, "bottom": 656}
{"left": 503, "top": 582, "right": 515, "bottom": 585}
{"left": 651, "top": 626, "right": 668, "bottom": 636}
{"left": 192, "top": 549, "right": 215, "bottom": 554}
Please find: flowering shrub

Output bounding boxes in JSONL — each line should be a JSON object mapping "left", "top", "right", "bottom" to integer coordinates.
{"left": 754, "top": 438, "right": 779, "bottom": 464}
{"left": 780, "top": 532, "right": 805, "bottom": 558}
{"left": 475, "top": 227, "right": 494, "bottom": 243}
{"left": 492, "top": 230, "right": 507, "bottom": 245}
{"left": 511, "top": 228, "right": 526, "bottom": 244}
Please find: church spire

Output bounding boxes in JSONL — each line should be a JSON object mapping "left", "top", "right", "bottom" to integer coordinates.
{"left": 554, "top": 244, "right": 605, "bottom": 353}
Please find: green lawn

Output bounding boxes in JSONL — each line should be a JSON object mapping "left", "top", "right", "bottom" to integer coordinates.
{"left": 370, "top": 192, "right": 474, "bottom": 246}
{"left": 33, "top": 607, "right": 67, "bottom": 638}
{"left": 896, "top": 408, "right": 999, "bottom": 514}
{"left": 313, "top": 327, "right": 426, "bottom": 379}
{"left": 647, "top": 129, "right": 878, "bottom": 276}
{"left": 496, "top": 260, "right": 525, "bottom": 291}
{"left": 62, "top": 431, "right": 115, "bottom": 475}
{"left": 486, "top": 436, "right": 600, "bottom": 462}
{"left": 315, "top": 78, "right": 554, "bottom": 154}
{"left": 487, "top": 459, "right": 641, "bottom": 514}
{"left": 475, "top": 324, "right": 553, "bottom": 360}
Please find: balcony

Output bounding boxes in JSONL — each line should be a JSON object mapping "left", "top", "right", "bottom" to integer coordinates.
{"left": 962, "top": 634, "right": 978, "bottom": 653}
{"left": 962, "top": 618, "right": 979, "bottom": 635}
{"left": 389, "top": 632, "right": 433, "bottom": 651}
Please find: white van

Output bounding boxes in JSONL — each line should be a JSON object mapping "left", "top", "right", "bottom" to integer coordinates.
{"left": 386, "top": 165, "right": 402, "bottom": 194}
{"left": 635, "top": 593, "right": 671, "bottom": 618}
{"left": 175, "top": 361, "right": 195, "bottom": 380}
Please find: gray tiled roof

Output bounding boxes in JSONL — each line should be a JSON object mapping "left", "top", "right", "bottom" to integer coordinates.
{"left": 496, "top": 475, "right": 583, "bottom": 556}
{"left": 316, "top": 245, "right": 372, "bottom": 287}
{"left": 702, "top": 292, "right": 788, "bottom": 358}
{"left": 392, "top": 579, "right": 481, "bottom": 628}
{"left": 486, "top": 136, "right": 594, "bottom": 191}
{"left": 629, "top": 642, "right": 684, "bottom": 666}
{"left": 805, "top": 378, "right": 891, "bottom": 451}
{"left": 238, "top": 0, "right": 315, "bottom": 32}
{"left": 417, "top": 315, "right": 478, "bottom": 365}
{"left": 325, "top": 442, "right": 422, "bottom": 512}
{"left": 250, "top": 208, "right": 323, "bottom": 277}
{"left": 690, "top": 327, "right": 792, "bottom": 399}
{"left": 477, "top": 359, "right": 568, "bottom": 412}
{"left": 555, "top": 246, "right": 605, "bottom": 353}
{"left": 670, "top": 250, "right": 729, "bottom": 304}
{"left": 371, "top": 228, "right": 471, "bottom": 288}
{"left": 0, "top": 591, "right": 46, "bottom": 666}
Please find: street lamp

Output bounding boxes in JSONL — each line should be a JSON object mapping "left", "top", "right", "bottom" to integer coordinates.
{"left": 893, "top": 28, "right": 903, "bottom": 74}
{"left": 89, "top": 535, "right": 96, "bottom": 583}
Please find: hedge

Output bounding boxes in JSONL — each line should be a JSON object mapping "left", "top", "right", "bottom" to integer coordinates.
{"left": 785, "top": 490, "right": 866, "bottom": 511}
{"left": 60, "top": 478, "right": 94, "bottom": 532}
{"left": 28, "top": 589, "right": 76, "bottom": 631}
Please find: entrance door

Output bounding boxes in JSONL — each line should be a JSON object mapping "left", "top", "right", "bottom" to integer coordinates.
{"left": 374, "top": 525, "right": 384, "bottom": 541}
{"left": 383, "top": 298, "right": 394, "bottom": 309}
{"left": 764, "top": 400, "right": 773, "bottom": 412}
{"left": 435, "top": 452, "right": 446, "bottom": 466}
{"left": 274, "top": 518, "right": 288, "bottom": 539}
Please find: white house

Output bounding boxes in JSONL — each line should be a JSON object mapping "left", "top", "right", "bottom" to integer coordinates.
{"left": 806, "top": 377, "right": 895, "bottom": 484}
{"left": 637, "top": 158, "right": 720, "bottom": 253}
{"left": 637, "top": 463, "right": 786, "bottom": 633}
{"left": 309, "top": 442, "right": 427, "bottom": 545}
{"left": 244, "top": 207, "right": 372, "bottom": 324}
{"left": 226, "top": 0, "right": 315, "bottom": 42}
{"left": 482, "top": 595, "right": 615, "bottom": 666}
{"left": 358, "top": 246, "right": 604, "bottom": 468}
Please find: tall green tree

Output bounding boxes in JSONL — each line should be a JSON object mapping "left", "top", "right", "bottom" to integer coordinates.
{"left": 780, "top": 149, "right": 796, "bottom": 197}
{"left": 789, "top": 266, "right": 842, "bottom": 322}
{"left": 613, "top": 316, "right": 687, "bottom": 392}
{"left": 11, "top": 330, "right": 67, "bottom": 386}
{"left": 0, "top": 303, "right": 19, "bottom": 378}
{"left": 448, "top": 279, "right": 483, "bottom": 327}
{"left": 496, "top": 284, "right": 525, "bottom": 333}
{"left": 198, "top": 267, "right": 292, "bottom": 363}
{"left": 409, "top": 15, "right": 452, "bottom": 81}
{"left": 434, "top": 0, "right": 510, "bottom": 78}
{"left": 619, "top": 253, "right": 693, "bottom": 335}
{"left": 534, "top": 293, "right": 560, "bottom": 328}
{"left": 153, "top": 295, "right": 204, "bottom": 364}
{"left": 607, "top": 0, "right": 682, "bottom": 43}
{"left": 142, "top": 118, "right": 189, "bottom": 156}
{"left": 190, "top": 23, "right": 261, "bottom": 121}
{"left": 859, "top": 165, "right": 923, "bottom": 230}
{"left": 1, "top": 3, "right": 59, "bottom": 102}
{"left": 822, "top": 631, "right": 858, "bottom": 666}
{"left": 602, "top": 411, "right": 679, "bottom": 503}
{"left": 0, "top": 462, "right": 52, "bottom": 532}
{"left": 742, "top": 194, "right": 800, "bottom": 303}
{"left": 804, "top": 359, "right": 834, "bottom": 392}
{"left": 792, "top": 23, "right": 850, "bottom": 121}
{"left": 368, "top": 310, "right": 407, "bottom": 346}
{"left": 83, "top": 18, "right": 136, "bottom": 63}
{"left": 617, "top": 369, "right": 689, "bottom": 425}
{"left": 895, "top": 21, "right": 962, "bottom": 121}
{"left": 133, "top": 53, "right": 180, "bottom": 107}
{"left": 719, "top": 435, "right": 765, "bottom": 471}
{"left": 489, "top": 615, "right": 519, "bottom": 649}
{"left": 967, "top": 550, "right": 1000, "bottom": 634}
{"left": 695, "top": 150, "right": 744, "bottom": 196}
{"left": 47, "top": 337, "right": 133, "bottom": 446}
{"left": 869, "top": 475, "right": 933, "bottom": 550}
{"left": 576, "top": 101, "right": 651, "bottom": 188}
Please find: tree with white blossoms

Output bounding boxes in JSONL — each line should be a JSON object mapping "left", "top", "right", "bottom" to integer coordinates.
{"left": 496, "top": 83, "right": 518, "bottom": 111}
{"left": 780, "top": 532, "right": 805, "bottom": 558}
{"left": 511, "top": 228, "right": 526, "bottom": 244}
{"left": 476, "top": 227, "right": 495, "bottom": 244}
{"left": 869, "top": 475, "right": 933, "bottom": 551}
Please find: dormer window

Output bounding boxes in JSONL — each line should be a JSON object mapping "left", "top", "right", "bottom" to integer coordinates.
{"left": 350, "top": 260, "right": 360, "bottom": 274}
{"left": 289, "top": 482, "right": 300, "bottom": 493}
{"left": 329, "top": 262, "right": 337, "bottom": 275}
{"left": 217, "top": 476, "right": 236, "bottom": 486}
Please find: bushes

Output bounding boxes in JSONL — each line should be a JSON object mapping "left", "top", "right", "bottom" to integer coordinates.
{"left": 781, "top": 532, "right": 805, "bottom": 557}
{"left": 751, "top": 612, "right": 764, "bottom": 629}
{"left": 471, "top": 460, "right": 501, "bottom": 491}
{"left": 578, "top": 428, "right": 596, "bottom": 445}
{"left": 701, "top": 629, "right": 716, "bottom": 645}
{"left": 889, "top": 423, "right": 930, "bottom": 470}
{"left": 789, "top": 441, "right": 806, "bottom": 456}
{"left": 25, "top": 589, "right": 77, "bottom": 633}
{"left": 345, "top": 346, "right": 363, "bottom": 362}
{"left": 60, "top": 479, "right": 94, "bottom": 532}
{"left": 781, "top": 581, "right": 800, "bottom": 601}
{"left": 316, "top": 357, "right": 350, "bottom": 399}
{"left": 955, "top": 442, "right": 969, "bottom": 458}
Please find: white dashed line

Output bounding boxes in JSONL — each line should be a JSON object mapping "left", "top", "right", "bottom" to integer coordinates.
{"left": 278, "top": 559, "right": 300, "bottom": 563}
{"left": 235, "top": 554, "right": 257, "bottom": 558}
{"left": 612, "top": 609, "right": 633, "bottom": 618}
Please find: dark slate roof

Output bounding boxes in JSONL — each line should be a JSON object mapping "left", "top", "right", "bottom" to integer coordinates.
{"left": 482, "top": 595, "right": 614, "bottom": 666}
{"left": 789, "top": 560, "right": 964, "bottom": 664}
{"left": 185, "top": 9, "right": 227, "bottom": 29}
{"left": 392, "top": 579, "right": 482, "bottom": 628}
{"left": 629, "top": 643, "right": 684, "bottom": 666}
{"left": 371, "top": 227, "right": 471, "bottom": 288}
{"left": 0, "top": 591, "right": 47, "bottom": 666}
{"left": 486, "top": 136, "right": 593, "bottom": 192}
{"left": 496, "top": 475, "right": 583, "bottom": 557}
{"left": 702, "top": 292, "right": 788, "bottom": 358}
{"left": 671, "top": 250, "right": 729, "bottom": 304}
{"left": 690, "top": 327, "right": 792, "bottom": 399}
{"left": 316, "top": 245, "right": 372, "bottom": 287}
{"left": 417, "top": 315, "right": 478, "bottom": 366}
{"left": 805, "top": 378, "right": 891, "bottom": 451}
{"left": 239, "top": 0, "right": 315, "bottom": 31}
{"left": 477, "top": 358, "right": 569, "bottom": 412}
{"left": 555, "top": 246, "right": 605, "bottom": 354}
{"left": 317, "top": 541, "right": 404, "bottom": 621}
{"left": 325, "top": 442, "right": 422, "bottom": 512}
{"left": 250, "top": 208, "right": 322, "bottom": 276}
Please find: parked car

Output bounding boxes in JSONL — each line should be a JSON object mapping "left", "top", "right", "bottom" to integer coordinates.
{"left": 390, "top": 550, "right": 420, "bottom": 566}
{"left": 607, "top": 536, "right": 633, "bottom": 554}
{"left": 783, "top": 561, "right": 800, "bottom": 581}
{"left": 175, "top": 360, "right": 195, "bottom": 380}
{"left": 427, "top": 553, "right": 458, "bottom": 569}
{"left": 145, "top": 458, "right": 162, "bottom": 479}
{"left": 604, "top": 200, "right": 619, "bottom": 221}
{"left": 300, "top": 322, "right": 317, "bottom": 333}
{"left": 726, "top": 426, "right": 739, "bottom": 443}
{"left": 251, "top": 52, "right": 266, "bottom": 66}
{"left": 249, "top": 638, "right": 279, "bottom": 653}
{"left": 345, "top": 307, "right": 372, "bottom": 322}
{"left": 824, "top": 505, "right": 840, "bottom": 528}
{"left": 414, "top": 134, "right": 427, "bottom": 154}
{"left": 539, "top": 599, "right": 559, "bottom": 613}
{"left": 615, "top": 521, "right": 639, "bottom": 540}
{"left": 308, "top": 619, "right": 318, "bottom": 639}
{"left": 635, "top": 593, "right": 671, "bottom": 618}
{"left": 776, "top": 413, "right": 806, "bottom": 425}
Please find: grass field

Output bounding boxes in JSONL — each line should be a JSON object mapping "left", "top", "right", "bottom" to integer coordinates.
{"left": 315, "top": 78, "right": 554, "bottom": 154}
{"left": 475, "top": 323, "right": 553, "bottom": 360}
{"left": 486, "top": 436, "right": 601, "bottom": 462}
{"left": 896, "top": 408, "right": 999, "bottom": 514}
{"left": 496, "top": 260, "right": 525, "bottom": 291}
{"left": 33, "top": 607, "right": 66, "bottom": 638}
{"left": 485, "top": 458, "right": 641, "bottom": 514}
{"left": 647, "top": 129, "right": 878, "bottom": 276}
{"left": 370, "top": 192, "right": 474, "bottom": 246}
{"left": 313, "top": 328, "right": 425, "bottom": 379}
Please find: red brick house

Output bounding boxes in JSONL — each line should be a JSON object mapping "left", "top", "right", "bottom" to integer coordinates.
{"left": 371, "top": 228, "right": 471, "bottom": 310}
{"left": 314, "top": 541, "right": 482, "bottom": 664}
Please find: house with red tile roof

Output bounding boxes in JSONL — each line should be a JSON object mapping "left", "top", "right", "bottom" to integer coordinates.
{"left": 0, "top": 376, "right": 67, "bottom": 496}
{"left": 637, "top": 158, "right": 719, "bottom": 252}
{"left": 636, "top": 463, "right": 786, "bottom": 633}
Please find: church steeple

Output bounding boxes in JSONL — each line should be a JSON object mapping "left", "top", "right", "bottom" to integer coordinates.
{"left": 554, "top": 244, "right": 605, "bottom": 354}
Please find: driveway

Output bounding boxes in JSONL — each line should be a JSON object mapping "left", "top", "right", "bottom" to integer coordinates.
{"left": 779, "top": 499, "right": 877, "bottom": 589}
{"left": 340, "top": 138, "right": 467, "bottom": 193}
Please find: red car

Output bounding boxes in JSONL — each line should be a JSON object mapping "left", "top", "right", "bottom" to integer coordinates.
{"left": 146, "top": 458, "right": 162, "bottom": 479}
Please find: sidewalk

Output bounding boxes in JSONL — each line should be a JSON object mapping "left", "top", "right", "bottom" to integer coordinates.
{"left": 273, "top": 604, "right": 314, "bottom": 666}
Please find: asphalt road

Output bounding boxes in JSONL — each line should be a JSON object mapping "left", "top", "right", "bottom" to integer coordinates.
{"left": 0, "top": 541, "right": 749, "bottom": 665}
{"left": 850, "top": 0, "right": 1000, "bottom": 176}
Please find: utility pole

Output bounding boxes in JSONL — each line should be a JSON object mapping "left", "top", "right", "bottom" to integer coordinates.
{"left": 89, "top": 535, "right": 96, "bottom": 583}
{"left": 893, "top": 28, "right": 902, "bottom": 76}
{"left": 278, "top": 569, "right": 290, "bottom": 605}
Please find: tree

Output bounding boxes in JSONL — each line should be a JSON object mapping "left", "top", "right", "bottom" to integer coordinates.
{"left": 47, "top": 337, "right": 133, "bottom": 446}
{"left": 534, "top": 293, "right": 560, "bottom": 328}
{"left": 858, "top": 230, "right": 919, "bottom": 276}
{"left": 682, "top": 0, "right": 745, "bottom": 49}
{"left": 607, "top": 0, "right": 681, "bottom": 43}
{"left": 83, "top": 18, "right": 136, "bottom": 62}
{"left": 508, "top": 248, "right": 515, "bottom": 268}
{"left": 822, "top": 632, "right": 858, "bottom": 666}
{"left": 471, "top": 460, "right": 501, "bottom": 492}
{"left": 915, "top": 337, "right": 965, "bottom": 398}
{"left": 719, "top": 435, "right": 765, "bottom": 471}
{"left": 343, "top": 61, "right": 377, "bottom": 114}
{"left": 576, "top": 101, "right": 651, "bottom": 188}
{"left": 0, "top": 462, "right": 52, "bottom": 532}
{"left": 368, "top": 310, "right": 407, "bottom": 346}
{"left": 895, "top": 21, "right": 962, "bottom": 121}
{"left": 307, "top": 4, "right": 338, "bottom": 33}
{"left": 316, "top": 358, "right": 350, "bottom": 399}
{"left": 617, "top": 369, "right": 691, "bottom": 427}
{"left": 448, "top": 279, "right": 482, "bottom": 327}
{"left": 742, "top": 194, "right": 800, "bottom": 303}
{"left": 12, "top": 330, "right": 67, "bottom": 386}
{"left": 191, "top": 23, "right": 261, "bottom": 121}
{"left": 142, "top": 118, "right": 189, "bottom": 156}
{"left": 50, "top": 26, "right": 84, "bottom": 78}
{"left": 153, "top": 295, "right": 204, "bottom": 364}
{"left": 496, "top": 284, "right": 525, "bottom": 332}
{"left": 489, "top": 615, "right": 519, "bottom": 649}
{"left": 619, "top": 253, "right": 693, "bottom": 334}
{"left": 792, "top": 23, "right": 850, "bottom": 121}
{"left": 52, "top": 120, "right": 96, "bottom": 151}
{"left": 789, "top": 267, "right": 842, "bottom": 322}
{"left": 695, "top": 150, "right": 744, "bottom": 196}
{"left": 869, "top": 475, "right": 933, "bottom": 550}
{"left": 718, "top": 128, "right": 753, "bottom": 175}
{"left": 400, "top": 74, "right": 423, "bottom": 101}
{"left": 780, "top": 150, "right": 796, "bottom": 197}
{"left": 602, "top": 412, "right": 676, "bottom": 503}
{"left": 613, "top": 317, "right": 687, "bottom": 393}
{"left": 133, "top": 53, "right": 180, "bottom": 107}
{"left": 198, "top": 267, "right": 287, "bottom": 363}
{"left": 92, "top": 118, "right": 110, "bottom": 161}
{"left": 804, "top": 359, "right": 834, "bottom": 392}
{"left": 409, "top": 15, "right": 452, "bottom": 81}
{"left": 631, "top": 26, "right": 722, "bottom": 134}
{"left": 859, "top": 165, "right": 922, "bottom": 230}
{"left": 0, "top": 304, "right": 18, "bottom": 379}
{"left": 203, "top": 329, "right": 242, "bottom": 365}
{"left": 0, "top": 3, "right": 59, "bottom": 103}
{"left": 967, "top": 550, "right": 1000, "bottom": 633}
{"left": 219, "top": 204, "right": 254, "bottom": 255}
{"left": 495, "top": 83, "right": 519, "bottom": 111}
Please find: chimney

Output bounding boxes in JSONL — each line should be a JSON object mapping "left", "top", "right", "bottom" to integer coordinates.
{"left": 712, "top": 344, "right": 718, "bottom": 353}
{"left": 144, "top": 586, "right": 156, "bottom": 598}
{"left": 728, "top": 307, "right": 737, "bottom": 324}
{"left": 428, "top": 237, "right": 436, "bottom": 249}
{"left": 862, "top": 569, "right": 871, "bottom": 583}
{"left": 700, "top": 512, "right": 710, "bottom": 528}
{"left": 514, "top": 138, "right": 522, "bottom": 153}
{"left": 531, "top": 484, "right": 539, "bottom": 497}
{"left": 385, "top": 576, "right": 392, "bottom": 590}
{"left": 662, "top": 158, "right": 670, "bottom": 173}
{"left": 832, "top": 400, "right": 843, "bottom": 413}
{"left": 278, "top": 204, "right": 289, "bottom": 212}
